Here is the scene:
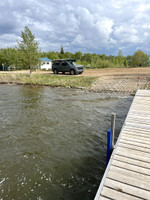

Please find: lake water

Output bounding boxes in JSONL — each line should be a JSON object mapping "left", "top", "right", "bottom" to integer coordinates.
{"left": 0, "top": 85, "right": 133, "bottom": 200}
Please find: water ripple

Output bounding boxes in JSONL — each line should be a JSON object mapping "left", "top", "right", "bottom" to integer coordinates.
{"left": 0, "top": 85, "right": 133, "bottom": 200}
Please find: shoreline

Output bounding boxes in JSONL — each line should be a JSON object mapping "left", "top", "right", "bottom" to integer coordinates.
{"left": 0, "top": 68, "right": 150, "bottom": 93}
{"left": 0, "top": 81, "right": 87, "bottom": 90}
{"left": 0, "top": 80, "right": 138, "bottom": 95}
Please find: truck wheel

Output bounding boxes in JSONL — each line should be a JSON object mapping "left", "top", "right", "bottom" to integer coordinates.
{"left": 54, "top": 69, "right": 58, "bottom": 74}
{"left": 70, "top": 69, "right": 75, "bottom": 75}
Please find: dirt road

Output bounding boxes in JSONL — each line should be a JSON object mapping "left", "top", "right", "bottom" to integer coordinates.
{"left": 1, "top": 67, "right": 150, "bottom": 78}
{"left": 81, "top": 67, "right": 150, "bottom": 79}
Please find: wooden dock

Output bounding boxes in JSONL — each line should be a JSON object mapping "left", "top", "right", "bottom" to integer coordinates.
{"left": 94, "top": 90, "right": 150, "bottom": 200}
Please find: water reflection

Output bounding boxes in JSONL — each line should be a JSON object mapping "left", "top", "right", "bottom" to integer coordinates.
{"left": 20, "top": 86, "right": 44, "bottom": 108}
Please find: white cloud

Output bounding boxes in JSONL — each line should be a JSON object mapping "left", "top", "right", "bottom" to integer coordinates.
{"left": 136, "top": 3, "right": 150, "bottom": 12}
{"left": 0, "top": 34, "right": 18, "bottom": 48}
{"left": 143, "top": 24, "right": 150, "bottom": 29}
{"left": 0, "top": 0, "right": 150, "bottom": 55}
{"left": 72, "top": 35, "right": 84, "bottom": 45}
{"left": 144, "top": 32, "right": 149, "bottom": 36}
{"left": 114, "top": 25, "right": 140, "bottom": 44}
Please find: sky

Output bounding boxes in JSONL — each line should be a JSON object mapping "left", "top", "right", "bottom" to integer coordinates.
{"left": 0, "top": 0, "right": 150, "bottom": 56}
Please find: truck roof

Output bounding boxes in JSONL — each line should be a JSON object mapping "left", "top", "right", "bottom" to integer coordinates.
{"left": 52, "top": 59, "right": 76, "bottom": 62}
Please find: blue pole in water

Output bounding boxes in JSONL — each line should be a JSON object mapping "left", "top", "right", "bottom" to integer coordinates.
{"left": 106, "top": 129, "right": 111, "bottom": 166}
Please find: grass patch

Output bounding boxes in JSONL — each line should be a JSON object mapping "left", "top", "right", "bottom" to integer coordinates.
{"left": 0, "top": 73, "right": 97, "bottom": 89}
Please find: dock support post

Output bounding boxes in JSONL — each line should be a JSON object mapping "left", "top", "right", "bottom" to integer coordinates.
{"left": 111, "top": 113, "right": 116, "bottom": 150}
{"left": 137, "top": 77, "right": 140, "bottom": 90}
{"left": 106, "top": 129, "right": 111, "bottom": 166}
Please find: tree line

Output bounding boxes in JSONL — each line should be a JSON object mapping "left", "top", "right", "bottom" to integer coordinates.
{"left": 0, "top": 27, "right": 149, "bottom": 71}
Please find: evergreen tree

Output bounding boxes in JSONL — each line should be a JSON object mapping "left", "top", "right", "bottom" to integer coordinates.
{"left": 60, "top": 45, "right": 64, "bottom": 58}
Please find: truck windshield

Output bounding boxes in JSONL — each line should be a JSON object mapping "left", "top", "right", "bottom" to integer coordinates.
{"left": 72, "top": 62, "right": 78, "bottom": 66}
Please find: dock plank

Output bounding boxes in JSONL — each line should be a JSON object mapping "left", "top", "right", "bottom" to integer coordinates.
{"left": 113, "top": 154, "right": 150, "bottom": 169}
{"left": 115, "top": 146, "right": 150, "bottom": 162}
{"left": 120, "top": 134, "right": 150, "bottom": 145}
{"left": 121, "top": 131, "right": 150, "bottom": 140}
{"left": 119, "top": 138, "right": 150, "bottom": 150}
{"left": 118, "top": 142, "right": 150, "bottom": 153}
{"left": 112, "top": 159, "right": 150, "bottom": 176}
{"left": 94, "top": 90, "right": 150, "bottom": 200}
{"left": 107, "top": 170, "right": 150, "bottom": 191}
{"left": 104, "top": 179, "right": 150, "bottom": 199}
{"left": 98, "top": 196, "right": 110, "bottom": 200}
{"left": 100, "top": 187, "right": 140, "bottom": 200}
{"left": 110, "top": 165, "right": 150, "bottom": 183}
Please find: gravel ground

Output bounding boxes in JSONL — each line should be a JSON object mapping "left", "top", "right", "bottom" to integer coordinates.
{"left": 81, "top": 68, "right": 150, "bottom": 93}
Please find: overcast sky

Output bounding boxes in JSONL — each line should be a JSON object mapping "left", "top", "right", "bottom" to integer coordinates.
{"left": 0, "top": 0, "right": 150, "bottom": 56}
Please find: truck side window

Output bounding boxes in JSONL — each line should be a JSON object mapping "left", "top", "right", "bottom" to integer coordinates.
{"left": 62, "top": 63, "right": 67, "bottom": 66}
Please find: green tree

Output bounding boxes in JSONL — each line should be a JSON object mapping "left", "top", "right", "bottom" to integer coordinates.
{"left": 17, "top": 26, "right": 39, "bottom": 75}
{"left": 126, "top": 55, "right": 133, "bottom": 67}
{"left": 75, "top": 51, "right": 82, "bottom": 59}
{"left": 64, "top": 51, "right": 74, "bottom": 59}
{"left": 82, "top": 53, "right": 92, "bottom": 64}
{"left": 124, "top": 59, "right": 128, "bottom": 67}
{"left": 0, "top": 48, "right": 18, "bottom": 69}
{"left": 101, "top": 54, "right": 106, "bottom": 60}
{"left": 46, "top": 51, "right": 59, "bottom": 59}
{"left": 132, "top": 50, "right": 149, "bottom": 67}
{"left": 0, "top": 49, "right": 6, "bottom": 68}
{"left": 60, "top": 45, "right": 64, "bottom": 58}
